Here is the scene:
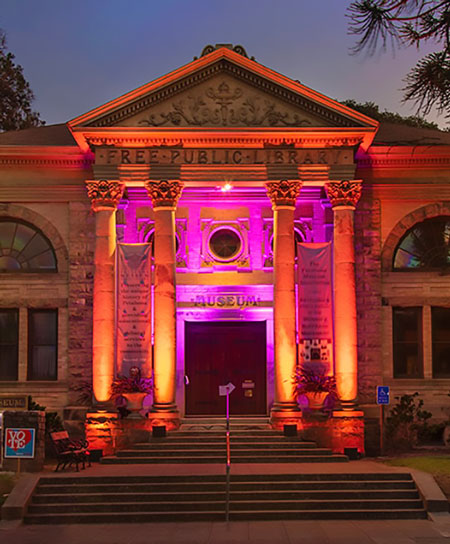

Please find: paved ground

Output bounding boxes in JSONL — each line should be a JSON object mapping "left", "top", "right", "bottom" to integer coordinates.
{"left": 2, "top": 517, "right": 450, "bottom": 544}
{"left": 2, "top": 459, "right": 450, "bottom": 543}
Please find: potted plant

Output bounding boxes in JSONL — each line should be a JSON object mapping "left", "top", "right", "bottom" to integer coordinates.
{"left": 294, "top": 367, "right": 336, "bottom": 410}
{"left": 111, "top": 367, "right": 153, "bottom": 415}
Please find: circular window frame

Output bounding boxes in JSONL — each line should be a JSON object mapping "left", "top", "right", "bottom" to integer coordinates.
{"left": 207, "top": 227, "right": 243, "bottom": 263}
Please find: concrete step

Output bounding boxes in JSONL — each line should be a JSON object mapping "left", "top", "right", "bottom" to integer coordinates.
{"left": 116, "top": 447, "right": 333, "bottom": 457}
{"left": 132, "top": 440, "right": 319, "bottom": 449}
{"left": 25, "top": 472, "right": 426, "bottom": 524}
{"left": 37, "top": 473, "right": 415, "bottom": 485}
{"left": 35, "top": 479, "right": 416, "bottom": 495}
{"left": 101, "top": 455, "right": 349, "bottom": 464}
{"left": 24, "top": 508, "right": 428, "bottom": 524}
{"left": 28, "top": 498, "right": 425, "bottom": 515}
{"left": 32, "top": 489, "right": 420, "bottom": 504}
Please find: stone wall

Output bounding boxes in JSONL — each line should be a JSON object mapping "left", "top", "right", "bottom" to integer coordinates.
{"left": 67, "top": 202, "right": 95, "bottom": 412}
{"left": 354, "top": 190, "right": 383, "bottom": 407}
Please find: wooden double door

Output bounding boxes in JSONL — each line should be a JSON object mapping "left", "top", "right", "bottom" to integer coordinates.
{"left": 185, "top": 321, "right": 267, "bottom": 415}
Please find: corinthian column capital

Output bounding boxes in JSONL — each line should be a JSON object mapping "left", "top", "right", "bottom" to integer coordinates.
{"left": 265, "top": 180, "right": 302, "bottom": 209}
{"left": 144, "top": 179, "right": 184, "bottom": 210}
{"left": 325, "top": 180, "right": 362, "bottom": 209}
{"left": 85, "top": 179, "right": 125, "bottom": 211}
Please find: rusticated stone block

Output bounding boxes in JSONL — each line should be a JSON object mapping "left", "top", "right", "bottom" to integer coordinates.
{"left": 85, "top": 412, "right": 180, "bottom": 456}
{"left": 299, "top": 411, "right": 365, "bottom": 455}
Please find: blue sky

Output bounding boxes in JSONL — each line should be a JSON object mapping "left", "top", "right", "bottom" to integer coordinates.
{"left": 2, "top": 0, "right": 444, "bottom": 127}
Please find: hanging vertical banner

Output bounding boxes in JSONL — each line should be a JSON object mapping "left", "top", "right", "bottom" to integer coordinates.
{"left": 117, "top": 243, "right": 152, "bottom": 377}
{"left": 297, "top": 242, "right": 333, "bottom": 374}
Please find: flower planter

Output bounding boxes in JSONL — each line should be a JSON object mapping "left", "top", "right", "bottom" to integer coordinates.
{"left": 305, "top": 391, "right": 329, "bottom": 410}
{"left": 122, "top": 392, "right": 147, "bottom": 416}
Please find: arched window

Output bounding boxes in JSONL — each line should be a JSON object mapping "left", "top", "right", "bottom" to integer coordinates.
{"left": 0, "top": 219, "right": 57, "bottom": 272}
{"left": 393, "top": 216, "right": 450, "bottom": 270}
{"left": 145, "top": 229, "right": 180, "bottom": 256}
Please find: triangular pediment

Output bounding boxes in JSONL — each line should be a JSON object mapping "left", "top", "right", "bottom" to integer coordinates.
{"left": 69, "top": 48, "right": 378, "bottom": 131}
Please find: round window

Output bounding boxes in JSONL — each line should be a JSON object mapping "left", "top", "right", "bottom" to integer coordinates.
{"left": 209, "top": 228, "right": 242, "bottom": 261}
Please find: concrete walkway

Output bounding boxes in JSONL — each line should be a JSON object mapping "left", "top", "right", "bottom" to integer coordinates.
{"left": 1, "top": 459, "right": 450, "bottom": 543}
{"left": 2, "top": 517, "right": 450, "bottom": 543}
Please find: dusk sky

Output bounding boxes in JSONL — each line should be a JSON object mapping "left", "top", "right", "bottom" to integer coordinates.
{"left": 2, "top": 0, "right": 444, "bottom": 128}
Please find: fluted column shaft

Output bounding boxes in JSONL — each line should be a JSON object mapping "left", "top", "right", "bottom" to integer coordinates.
{"left": 325, "top": 180, "right": 362, "bottom": 409}
{"left": 86, "top": 179, "right": 125, "bottom": 405}
{"left": 145, "top": 180, "right": 183, "bottom": 412}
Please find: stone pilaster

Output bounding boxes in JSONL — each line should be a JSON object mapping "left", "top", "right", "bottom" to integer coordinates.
{"left": 265, "top": 180, "right": 302, "bottom": 428}
{"left": 86, "top": 179, "right": 125, "bottom": 406}
{"left": 144, "top": 180, "right": 183, "bottom": 425}
{"left": 325, "top": 180, "right": 362, "bottom": 409}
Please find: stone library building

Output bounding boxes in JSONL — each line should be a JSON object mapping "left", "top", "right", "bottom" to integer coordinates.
{"left": 0, "top": 44, "right": 449, "bottom": 455}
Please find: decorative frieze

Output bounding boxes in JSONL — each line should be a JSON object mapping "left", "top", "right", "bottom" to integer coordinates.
{"left": 265, "top": 179, "right": 302, "bottom": 208}
{"left": 85, "top": 179, "right": 125, "bottom": 211}
{"left": 144, "top": 179, "right": 184, "bottom": 208}
{"left": 138, "top": 81, "right": 312, "bottom": 128}
{"left": 325, "top": 180, "right": 362, "bottom": 209}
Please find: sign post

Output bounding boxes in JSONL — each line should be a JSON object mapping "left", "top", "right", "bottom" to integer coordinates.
{"left": 219, "top": 382, "right": 235, "bottom": 522}
{"left": 376, "top": 386, "right": 390, "bottom": 455}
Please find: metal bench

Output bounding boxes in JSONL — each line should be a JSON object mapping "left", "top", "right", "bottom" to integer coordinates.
{"left": 50, "top": 430, "right": 91, "bottom": 472}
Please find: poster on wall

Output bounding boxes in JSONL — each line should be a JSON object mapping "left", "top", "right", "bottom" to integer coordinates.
{"left": 117, "top": 243, "right": 152, "bottom": 378}
{"left": 297, "top": 242, "right": 333, "bottom": 375}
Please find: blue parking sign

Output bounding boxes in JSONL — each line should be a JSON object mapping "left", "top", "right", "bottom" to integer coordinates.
{"left": 377, "top": 386, "right": 390, "bottom": 405}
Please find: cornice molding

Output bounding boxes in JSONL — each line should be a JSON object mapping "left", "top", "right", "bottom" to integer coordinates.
{"left": 357, "top": 145, "right": 450, "bottom": 169}
{"left": 0, "top": 157, "right": 94, "bottom": 168}
{"left": 357, "top": 156, "right": 450, "bottom": 169}
{"left": 78, "top": 127, "right": 368, "bottom": 149}
{"left": 0, "top": 146, "right": 93, "bottom": 169}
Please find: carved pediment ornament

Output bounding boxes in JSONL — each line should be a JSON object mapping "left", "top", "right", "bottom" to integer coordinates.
{"left": 265, "top": 180, "right": 303, "bottom": 209}
{"left": 144, "top": 180, "right": 184, "bottom": 209}
{"left": 325, "top": 180, "right": 362, "bottom": 209}
{"left": 138, "top": 81, "right": 312, "bottom": 128}
{"left": 85, "top": 179, "right": 125, "bottom": 211}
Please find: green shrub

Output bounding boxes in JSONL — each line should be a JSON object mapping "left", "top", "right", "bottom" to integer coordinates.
{"left": 28, "top": 397, "right": 64, "bottom": 434}
{"left": 385, "top": 392, "right": 432, "bottom": 451}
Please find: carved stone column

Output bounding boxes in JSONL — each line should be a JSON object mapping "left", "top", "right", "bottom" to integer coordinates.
{"left": 265, "top": 180, "right": 302, "bottom": 428}
{"left": 144, "top": 179, "right": 183, "bottom": 426}
{"left": 325, "top": 180, "right": 362, "bottom": 410}
{"left": 86, "top": 179, "right": 125, "bottom": 405}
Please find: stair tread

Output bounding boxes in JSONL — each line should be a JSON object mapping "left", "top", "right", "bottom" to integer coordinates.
{"left": 25, "top": 507, "right": 426, "bottom": 517}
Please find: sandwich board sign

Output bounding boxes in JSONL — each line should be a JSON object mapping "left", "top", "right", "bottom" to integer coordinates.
{"left": 4, "top": 428, "right": 36, "bottom": 458}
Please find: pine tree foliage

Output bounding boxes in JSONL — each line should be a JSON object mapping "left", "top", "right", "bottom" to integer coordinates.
{"left": 0, "top": 30, "right": 43, "bottom": 132}
{"left": 348, "top": 1, "right": 450, "bottom": 118}
{"left": 341, "top": 98, "right": 440, "bottom": 128}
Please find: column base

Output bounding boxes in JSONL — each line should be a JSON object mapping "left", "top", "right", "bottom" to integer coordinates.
{"left": 339, "top": 399, "right": 358, "bottom": 411}
{"left": 92, "top": 399, "right": 115, "bottom": 412}
{"left": 270, "top": 407, "right": 302, "bottom": 431}
{"left": 299, "top": 410, "right": 365, "bottom": 455}
{"left": 85, "top": 409, "right": 181, "bottom": 456}
{"left": 147, "top": 410, "right": 180, "bottom": 431}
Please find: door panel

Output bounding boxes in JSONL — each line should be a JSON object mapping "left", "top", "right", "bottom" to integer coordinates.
{"left": 185, "top": 321, "right": 267, "bottom": 415}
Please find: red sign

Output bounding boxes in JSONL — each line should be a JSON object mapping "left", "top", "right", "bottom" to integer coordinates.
{"left": 4, "top": 428, "right": 36, "bottom": 458}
